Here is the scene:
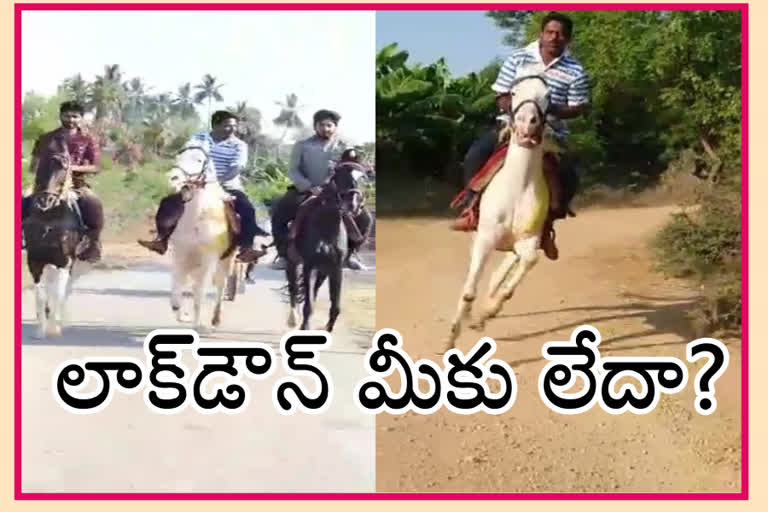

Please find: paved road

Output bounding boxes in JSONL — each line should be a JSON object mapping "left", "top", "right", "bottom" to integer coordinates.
{"left": 21, "top": 249, "right": 376, "bottom": 493}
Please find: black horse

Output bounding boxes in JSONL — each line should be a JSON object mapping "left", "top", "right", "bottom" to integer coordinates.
{"left": 285, "top": 164, "right": 365, "bottom": 332}
{"left": 22, "top": 139, "right": 85, "bottom": 337}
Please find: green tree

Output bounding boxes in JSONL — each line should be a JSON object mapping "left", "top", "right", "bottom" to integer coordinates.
{"left": 59, "top": 73, "right": 91, "bottom": 107}
{"left": 173, "top": 82, "right": 198, "bottom": 120}
{"left": 91, "top": 64, "right": 125, "bottom": 121}
{"left": 194, "top": 74, "right": 224, "bottom": 128}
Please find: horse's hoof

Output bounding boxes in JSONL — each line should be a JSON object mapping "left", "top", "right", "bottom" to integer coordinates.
{"left": 439, "top": 336, "right": 456, "bottom": 355}
{"left": 44, "top": 323, "right": 62, "bottom": 338}
{"left": 196, "top": 325, "right": 212, "bottom": 335}
{"left": 443, "top": 324, "right": 460, "bottom": 353}
{"left": 33, "top": 328, "right": 46, "bottom": 340}
{"left": 469, "top": 319, "right": 486, "bottom": 331}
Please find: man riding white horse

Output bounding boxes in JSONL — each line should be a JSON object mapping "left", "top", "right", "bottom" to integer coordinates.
{"left": 452, "top": 12, "right": 591, "bottom": 261}
{"left": 270, "top": 109, "right": 372, "bottom": 271}
{"left": 138, "top": 110, "right": 268, "bottom": 262}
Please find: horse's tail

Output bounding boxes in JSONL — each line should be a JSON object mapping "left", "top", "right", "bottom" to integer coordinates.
{"left": 277, "top": 262, "right": 307, "bottom": 304}
{"left": 295, "top": 264, "right": 307, "bottom": 303}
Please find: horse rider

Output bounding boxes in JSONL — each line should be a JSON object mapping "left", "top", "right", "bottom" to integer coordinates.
{"left": 452, "top": 12, "right": 591, "bottom": 261}
{"left": 21, "top": 100, "right": 104, "bottom": 263}
{"left": 138, "top": 110, "right": 268, "bottom": 263}
{"left": 270, "top": 109, "right": 373, "bottom": 271}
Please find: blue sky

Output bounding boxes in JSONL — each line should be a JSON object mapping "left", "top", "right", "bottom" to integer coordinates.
{"left": 376, "top": 10, "right": 512, "bottom": 76}
{"left": 21, "top": 10, "right": 376, "bottom": 144}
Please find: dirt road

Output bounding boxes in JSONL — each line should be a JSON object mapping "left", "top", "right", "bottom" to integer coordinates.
{"left": 375, "top": 205, "right": 742, "bottom": 493}
{"left": 20, "top": 245, "right": 376, "bottom": 493}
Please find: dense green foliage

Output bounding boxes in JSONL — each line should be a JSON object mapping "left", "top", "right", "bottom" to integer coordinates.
{"left": 378, "top": 10, "right": 742, "bottom": 334}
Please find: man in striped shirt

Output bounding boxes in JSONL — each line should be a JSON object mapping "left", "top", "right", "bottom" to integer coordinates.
{"left": 453, "top": 12, "right": 591, "bottom": 260}
{"left": 138, "top": 111, "right": 267, "bottom": 262}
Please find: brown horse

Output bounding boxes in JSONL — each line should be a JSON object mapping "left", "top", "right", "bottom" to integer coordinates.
{"left": 22, "top": 138, "right": 85, "bottom": 338}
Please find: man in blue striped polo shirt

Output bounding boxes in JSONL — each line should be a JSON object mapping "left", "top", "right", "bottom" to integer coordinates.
{"left": 453, "top": 12, "right": 591, "bottom": 260}
{"left": 138, "top": 110, "right": 267, "bottom": 262}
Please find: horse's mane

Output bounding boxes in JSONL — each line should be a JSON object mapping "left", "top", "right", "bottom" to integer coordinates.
{"left": 33, "top": 145, "right": 71, "bottom": 195}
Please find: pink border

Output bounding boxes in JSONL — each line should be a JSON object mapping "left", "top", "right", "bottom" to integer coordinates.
{"left": 14, "top": 2, "right": 748, "bottom": 501}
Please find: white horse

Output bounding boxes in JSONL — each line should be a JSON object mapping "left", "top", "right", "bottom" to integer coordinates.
{"left": 448, "top": 73, "right": 553, "bottom": 349}
{"left": 165, "top": 146, "right": 238, "bottom": 332}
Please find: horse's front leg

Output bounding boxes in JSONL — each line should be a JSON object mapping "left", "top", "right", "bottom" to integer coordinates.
{"left": 211, "top": 258, "right": 231, "bottom": 328}
{"left": 48, "top": 266, "right": 71, "bottom": 337}
{"left": 31, "top": 265, "right": 47, "bottom": 340}
{"left": 471, "top": 251, "right": 520, "bottom": 331}
{"left": 286, "top": 262, "right": 300, "bottom": 328}
{"left": 447, "top": 229, "right": 496, "bottom": 351}
{"left": 482, "top": 236, "right": 539, "bottom": 323}
{"left": 170, "top": 257, "right": 186, "bottom": 321}
{"left": 193, "top": 260, "right": 216, "bottom": 334}
{"left": 326, "top": 266, "right": 342, "bottom": 333}
{"left": 300, "top": 264, "right": 314, "bottom": 330}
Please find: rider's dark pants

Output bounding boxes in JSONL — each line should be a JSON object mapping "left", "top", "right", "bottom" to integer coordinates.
{"left": 463, "top": 128, "right": 498, "bottom": 186}
{"left": 350, "top": 206, "right": 373, "bottom": 252}
{"left": 154, "top": 188, "right": 262, "bottom": 248}
{"left": 21, "top": 188, "right": 104, "bottom": 238}
{"left": 270, "top": 186, "right": 372, "bottom": 257}
{"left": 270, "top": 187, "right": 305, "bottom": 256}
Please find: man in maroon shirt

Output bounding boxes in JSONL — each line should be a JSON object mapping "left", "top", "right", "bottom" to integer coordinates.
{"left": 21, "top": 101, "right": 104, "bottom": 262}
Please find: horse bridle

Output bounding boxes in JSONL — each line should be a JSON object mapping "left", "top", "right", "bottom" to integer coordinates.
{"left": 506, "top": 74, "right": 551, "bottom": 121}
{"left": 31, "top": 153, "right": 72, "bottom": 212}
{"left": 172, "top": 146, "right": 211, "bottom": 201}
{"left": 326, "top": 164, "right": 365, "bottom": 216}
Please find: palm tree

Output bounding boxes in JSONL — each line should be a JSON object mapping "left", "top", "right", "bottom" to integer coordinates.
{"left": 92, "top": 64, "right": 124, "bottom": 121}
{"left": 122, "top": 77, "right": 151, "bottom": 123}
{"left": 227, "top": 101, "right": 263, "bottom": 161}
{"left": 228, "top": 101, "right": 249, "bottom": 119}
{"left": 194, "top": 74, "right": 224, "bottom": 128}
{"left": 272, "top": 92, "right": 304, "bottom": 151}
{"left": 174, "top": 82, "right": 197, "bottom": 120}
{"left": 60, "top": 73, "right": 91, "bottom": 107}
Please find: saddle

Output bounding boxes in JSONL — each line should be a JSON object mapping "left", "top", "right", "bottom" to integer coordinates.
{"left": 287, "top": 192, "right": 365, "bottom": 262}
{"left": 220, "top": 197, "right": 241, "bottom": 260}
{"left": 450, "top": 143, "right": 579, "bottom": 232}
{"left": 449, "top": 144, "right": 510, "bottom": 231}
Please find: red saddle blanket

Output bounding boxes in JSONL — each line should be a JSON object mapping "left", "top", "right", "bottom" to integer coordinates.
{"left": 450, "top": 143, "right": 509, "bottom": 209}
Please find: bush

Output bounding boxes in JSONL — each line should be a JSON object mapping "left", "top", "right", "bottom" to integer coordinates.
{"left": 652, "top": 180, "right": 741, "bottom": 333}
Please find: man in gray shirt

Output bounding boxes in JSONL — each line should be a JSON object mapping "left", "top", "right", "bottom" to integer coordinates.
{"left": 270, "top": 109, "right": 372, "bottom": 270}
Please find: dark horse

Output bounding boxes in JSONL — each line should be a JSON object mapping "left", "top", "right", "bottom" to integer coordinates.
{"left": 22, "top": 139, "right": 84, "bottom": 338}
{"left": 285, "top": 164, "right": 365, "bottom": 332}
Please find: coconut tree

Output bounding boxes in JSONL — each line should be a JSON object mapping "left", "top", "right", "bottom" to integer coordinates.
{"left": 91, "top": 64, "right": 124, "bottom": 121}
{"left": 272, "top": 93, "right": 305, "bottom": 158}
{"left": 174, "top": 82, "right": 197, "bottom": 120}
{"left": 59, "top": 73, "right": 91, "bottom": 107}
{"left": 194, "top": 74, "right": 224, "bottom": 127}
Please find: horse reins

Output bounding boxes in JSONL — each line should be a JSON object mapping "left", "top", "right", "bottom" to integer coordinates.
{"left": 505, "top": 74, "right": 551, "bottom": 122}
{"left": 173, "top": 146, "right": 211, "bottom": 201}
{"left": 31, "top": 153, "right": 72, "bottom": 212}
{"left": 330, "top": 163, "right": 366, "bottom": 216}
